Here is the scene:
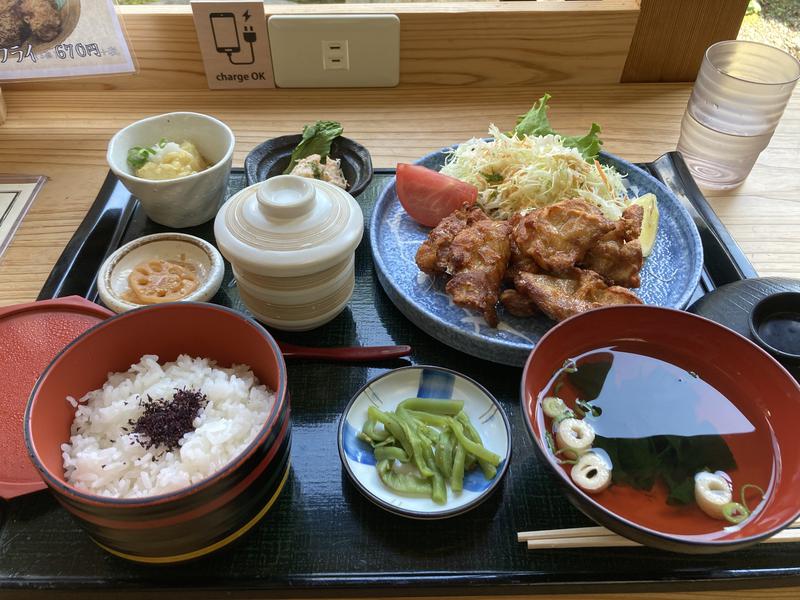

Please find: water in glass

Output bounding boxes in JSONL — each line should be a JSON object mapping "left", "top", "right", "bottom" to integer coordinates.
{"left": 678, "top": 110, "right": 773, "bottom": 190}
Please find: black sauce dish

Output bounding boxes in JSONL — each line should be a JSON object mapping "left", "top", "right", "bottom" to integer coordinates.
{"left": 749, "top": 291, "right": 800, "bottom": 369}
{"left": 244, "top": 134, "right": 373, "bottom": 197}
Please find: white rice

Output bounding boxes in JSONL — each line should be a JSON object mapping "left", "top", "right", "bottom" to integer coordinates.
{"left": 62, "top": 354, "right": 275, "bottom": 499}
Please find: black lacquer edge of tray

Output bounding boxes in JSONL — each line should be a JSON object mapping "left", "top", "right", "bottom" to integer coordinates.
{"left": 4, "top": 570, "right": 800, "bottom": 598}
{"left": 24, "top": 153, "right": 792, "bottom": 596}
{"left": 37, "top": 169, "right": 137, "bottom": 302}
{"left": 642, "top": 153, "right": 758, "bottom": 286}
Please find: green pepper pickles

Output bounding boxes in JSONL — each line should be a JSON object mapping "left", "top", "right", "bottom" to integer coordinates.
{"left": 359, "top": 398, "right": 501, "bottom": 505}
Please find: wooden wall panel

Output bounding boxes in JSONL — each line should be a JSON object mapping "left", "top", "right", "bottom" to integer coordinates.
{"left": 622, "top": 0, "right": 750, "bottom": 83}
{"left": 5, "top": 1, "right": 639, "bottom": 91}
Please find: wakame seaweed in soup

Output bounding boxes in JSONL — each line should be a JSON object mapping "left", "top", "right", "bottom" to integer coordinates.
{"left": 539, "top": 343, "right": 775, "bottom": 535}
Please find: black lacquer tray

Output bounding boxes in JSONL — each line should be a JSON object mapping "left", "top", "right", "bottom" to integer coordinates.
{"left": 5, "top": 153, "right": 799, "bottom": 598}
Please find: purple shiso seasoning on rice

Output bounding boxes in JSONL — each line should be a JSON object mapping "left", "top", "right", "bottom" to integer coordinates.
{"left": 129, "top": 389, "right": 209, "bottom": 452}
{"left": 61, "top": 355, "right": 275, "bottom": 499}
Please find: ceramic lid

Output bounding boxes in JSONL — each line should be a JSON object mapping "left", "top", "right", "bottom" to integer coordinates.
{"left": 214, "top": 175, "right": 364, "bottom": 277}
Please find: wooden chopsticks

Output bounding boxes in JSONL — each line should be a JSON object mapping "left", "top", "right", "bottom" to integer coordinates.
{"left": 518, "top": 520, "right": 800, "bottom": 550}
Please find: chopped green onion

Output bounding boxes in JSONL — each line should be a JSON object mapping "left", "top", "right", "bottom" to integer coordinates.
{"left": 722, "top": 502, "right": 749, "bottom": 524}
{"left": 562, "top": 358, "right": 578, "bottom": 374}
{"left": 576, "top": 399, "right": 602, "bottom": 418}
{"left": 542, "top": 396, "right": 569, "bottom": 419}
{"left": 127, "top": 146, "right": 156, "bottom": 169}
{"left": 740, "top": 483, "right": 766, "bottom": 513}
{"left": 544, "top": 431, "right": 557, "bottom": 455}
{"left": 553, "top": 409, "right": 576, "bottom": 425}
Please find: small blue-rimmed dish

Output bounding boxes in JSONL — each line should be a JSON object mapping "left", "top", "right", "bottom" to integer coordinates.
{"left": 338, "top": 365, "right": 511, "bottom": 519}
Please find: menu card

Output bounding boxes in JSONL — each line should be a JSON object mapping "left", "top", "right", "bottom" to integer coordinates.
{"left": 0, "top": 176, "right": 45, "bottom": 260}
{"left": 0, "top": 0, "right": 135, "bottom": 81}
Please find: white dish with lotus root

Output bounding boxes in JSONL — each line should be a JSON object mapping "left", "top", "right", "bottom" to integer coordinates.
{"left": 96, "top": 233, "right": 224, "bottom": 313}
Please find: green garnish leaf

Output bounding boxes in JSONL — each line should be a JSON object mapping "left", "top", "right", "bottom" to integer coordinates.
{"left": 127, "top": 146, "right": 155, "bottom": 170}
{"left": 514, "top": 92, "right": 554, "bottom": 138}
{"left": 283, "top": 120, "right": 344, "bottom": 174}
{"left": 482, "top": 171, "right": 504, "bottom": 184}
{"left": 561, "top": 122, "right": 603, "bottom": 163}
{"left": 513, "top": 93, "right": 604, "bottom": 161}
{"left": 157, "top": 137, "right": 168, "bottom": 148}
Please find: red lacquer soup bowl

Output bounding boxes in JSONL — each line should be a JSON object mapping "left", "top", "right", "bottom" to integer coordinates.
{"left": 24, "top": 302, "right": 290, "bottom": 564}
{"left": 521, "top": 305, "right": 800, "bottom": 554}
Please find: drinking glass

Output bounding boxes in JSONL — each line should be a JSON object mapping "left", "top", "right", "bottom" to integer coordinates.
{"left": 677, "top": 40, "right": 800, "bottom": 189}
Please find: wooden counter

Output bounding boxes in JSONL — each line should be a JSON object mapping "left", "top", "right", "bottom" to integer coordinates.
{"left": 0, "top": 83, "right": 799, "bottom": 599}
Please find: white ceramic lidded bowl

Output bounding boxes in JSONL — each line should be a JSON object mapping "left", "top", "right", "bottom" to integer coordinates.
{"left": 107, "top": 112, "right": 235, "bottom": 228}
{"left": 214, "top": 175, "right": 364, "bottom": 331}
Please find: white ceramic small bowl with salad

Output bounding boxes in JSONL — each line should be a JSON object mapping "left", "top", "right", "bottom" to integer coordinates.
{"left": 107, "top": 112, "right": 235, "bottom": 228}
{"left": 338, "top": 365, "right": 511, "bottom": 519}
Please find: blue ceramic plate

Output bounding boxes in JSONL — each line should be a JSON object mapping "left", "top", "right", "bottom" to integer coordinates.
{"left": 338, "top": 366, "right": 511, "bottom": 519}
{"left": 370, "top": 148, "right": 704, "bottom": 366}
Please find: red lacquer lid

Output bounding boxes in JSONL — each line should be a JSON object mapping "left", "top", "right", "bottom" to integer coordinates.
{"left": 0, "top": 296, "right": 112, "bottom": 499}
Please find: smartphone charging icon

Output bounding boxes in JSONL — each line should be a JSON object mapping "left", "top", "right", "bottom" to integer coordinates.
{"left": 210, "top": 12, "right": 240, "bottom": 54}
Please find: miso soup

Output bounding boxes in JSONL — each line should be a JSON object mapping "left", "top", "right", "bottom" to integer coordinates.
{"left": 538, "top": 342, "right": 776, "bottom": 537}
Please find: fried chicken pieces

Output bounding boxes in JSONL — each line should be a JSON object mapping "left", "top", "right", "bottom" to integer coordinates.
{"left": 19, "top": 0, "right": 61, "bottom": 42}
{"left": 514, "top": 269, "right": 641, "bottom": 322}
{"left": 0, "top": 0, "right": 61, "bottom": 48}
{"left": 511, "top": 198, "right": 615, "bottom": 272}
{"left": 445, "top": 219, "right": 511, "bottom": 326}
{"left": 415, "top": 198, "right": 644, "bottom": 325}
{"left": 416, "top": 206, "right": 489, "bottom": 276}
{"left": 582, "top": 204, "right": 644, "bottom": 287}
{"left": 416, "top": 205, "right": 510, "bottom": 326}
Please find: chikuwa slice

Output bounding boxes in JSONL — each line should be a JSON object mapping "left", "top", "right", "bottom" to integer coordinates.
{"left": 694, "top": 471, "right": 733, "bottom": 520}
{"left": 555, "top": 418, "right": 595, "bottom": 460}
{"left": 571, "top": 452, "right": 612, "bottom": 494}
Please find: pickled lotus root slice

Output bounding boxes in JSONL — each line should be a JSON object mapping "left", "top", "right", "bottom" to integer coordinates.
{"left": 128, "top": 259, "right": 199, "bottom": 304}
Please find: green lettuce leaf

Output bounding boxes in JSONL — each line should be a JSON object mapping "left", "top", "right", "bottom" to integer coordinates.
{"left": 561, "top": 122, "right": 603, "bottom": 163}
{"left": 513, "top": 93, "right": 604, "bottom": 161}
{"left": 513, "top": 92, "right": 555, "bottom": 138}
{"left": 284, "top": 120, "right": 344, "bottom": 174}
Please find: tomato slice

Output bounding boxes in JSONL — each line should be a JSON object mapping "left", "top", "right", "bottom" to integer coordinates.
{"left": 395, "top": 163, "right": 478, "bottom": 227}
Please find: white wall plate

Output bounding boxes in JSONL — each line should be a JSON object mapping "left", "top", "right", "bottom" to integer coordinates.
{"left": 268, "top": 14, "right": 400, "bottom": 88}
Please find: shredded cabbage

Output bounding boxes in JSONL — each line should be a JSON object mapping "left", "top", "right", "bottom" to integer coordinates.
{"left": 439, "top": 125, "right": 630, "bottom": 221}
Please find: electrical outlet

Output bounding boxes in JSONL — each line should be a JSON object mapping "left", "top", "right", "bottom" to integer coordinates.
{"left": 268, "top": 15, "right": 399, "bottom": 88}
{"left": 322, "top": 40, "right": 349, "bottom": 71}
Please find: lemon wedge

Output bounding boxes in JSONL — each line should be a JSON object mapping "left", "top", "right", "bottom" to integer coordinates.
{"left": 632, "top": 193, "right": 659, "bottom": 257}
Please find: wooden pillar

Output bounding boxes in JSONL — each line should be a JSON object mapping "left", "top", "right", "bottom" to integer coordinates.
{"left": 622, "top": 0, "right": 750, "bottom": 83}
{"left": 0, "top": 88, "right": 6, "bottom": 125}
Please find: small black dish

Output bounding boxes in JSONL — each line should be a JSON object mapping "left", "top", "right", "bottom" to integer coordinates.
{"left": 244, "top": 134, "right": 373, "bottom": 197}
{"left": 749, "top": 292, "right": 800, "bottom": 368}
